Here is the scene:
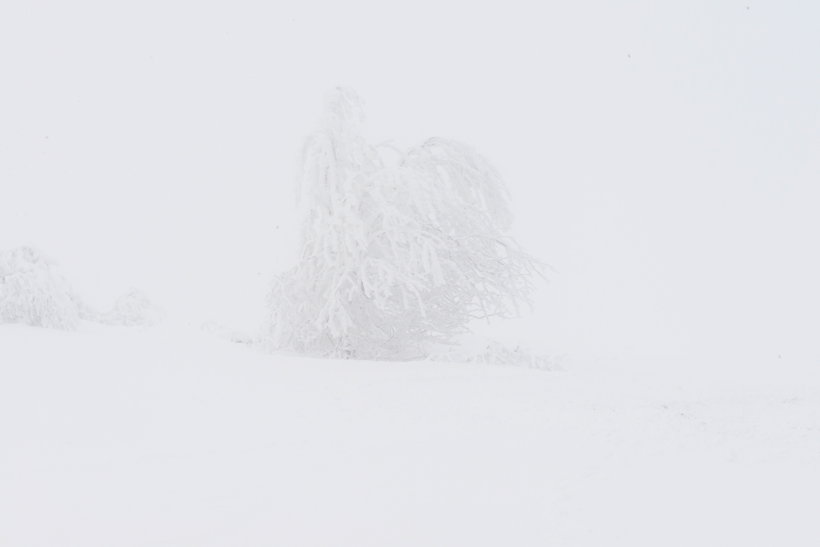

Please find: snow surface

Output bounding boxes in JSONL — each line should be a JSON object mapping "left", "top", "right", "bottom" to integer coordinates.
{"left": 2, "top": 323, "right": 819, "bottom": 546}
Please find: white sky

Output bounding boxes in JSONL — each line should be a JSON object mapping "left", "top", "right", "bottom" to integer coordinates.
{"left": 2, "top": 1, "right": 819, "bottom": 362}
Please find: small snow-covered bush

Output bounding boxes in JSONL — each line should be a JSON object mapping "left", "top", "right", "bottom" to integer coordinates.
{"left": 0, "top": 246, "right": 82, "bottom": 329}
{"left": 427, "top": 339, "right": 560, "bottom": 370}
{"left": 0, "top": 246, "right": 162, "bottom": 330}
{"left": 98, "top": 289, "right": 164, "bottom": 327}
{"left": 265, "top": 89, "right": 542, "bottom": 360}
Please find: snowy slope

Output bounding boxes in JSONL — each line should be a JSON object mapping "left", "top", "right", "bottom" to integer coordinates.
{"left": 2, "top": 323, "right": 819, "bottom": 546}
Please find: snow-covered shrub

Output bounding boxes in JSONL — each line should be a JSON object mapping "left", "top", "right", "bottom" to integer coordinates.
{"left": 0, "top": 246, "right": 162, "bottom": 330}
{"left": 426, "top": 339, "right": 560, "bottom": 370}
{"left": 0, "top": 246, "right": 82, "bottom": 329}
{"left": 98, "top": 289, "right": 164, "bottom": 326}
{"left": 266, "top": 88, "right": 541, "bottom": 360}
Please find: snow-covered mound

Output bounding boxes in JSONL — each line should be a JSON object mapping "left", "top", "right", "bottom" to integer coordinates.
{"left": 0, "top": 246, "right": 82, "bottom": 329}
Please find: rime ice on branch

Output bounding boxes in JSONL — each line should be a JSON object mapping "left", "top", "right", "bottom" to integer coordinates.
{"left": 266, "top": 89, "right": 541, "bottom": 360}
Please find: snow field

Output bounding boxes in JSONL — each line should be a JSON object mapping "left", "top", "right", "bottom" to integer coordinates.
{"left": 2, "top": 324, "right": 818, "bottom": 546}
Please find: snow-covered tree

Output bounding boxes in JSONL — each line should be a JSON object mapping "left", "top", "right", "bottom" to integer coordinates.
{"left": 265, "top": 89, "right": 541, "bottom": 360}
{"left": 0, "top": 246, "right": 162, "bottom": 330}
{"left": 0, "top": 247, "right": 82, "bottom": 329}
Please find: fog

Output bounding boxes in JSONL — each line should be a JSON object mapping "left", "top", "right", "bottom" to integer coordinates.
{"left": 2, "top": 0, "right": 818, "bottom": 364}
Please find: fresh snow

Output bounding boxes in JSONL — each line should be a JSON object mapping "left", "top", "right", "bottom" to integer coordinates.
{"left": 2, "top": 323, "right": 818, "bottom": 546}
